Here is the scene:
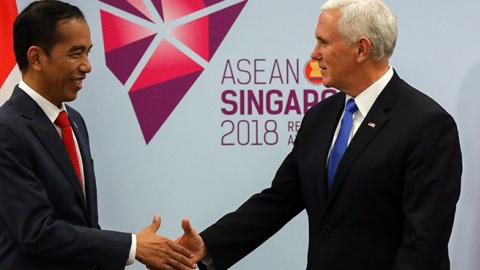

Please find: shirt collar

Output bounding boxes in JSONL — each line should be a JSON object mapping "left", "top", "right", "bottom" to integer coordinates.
{"left": 345, "top": 66, "right": 394, "bottom": 117}
{"left": 18, "top": 80, "right": 66, "bottom": 124}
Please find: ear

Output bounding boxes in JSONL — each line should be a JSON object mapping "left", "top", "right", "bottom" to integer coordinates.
{"left": 27, "top": 46, "right": 46, "bottom": 72}
{"left": 355, "top": 37, "right": 372, "bottom": 63}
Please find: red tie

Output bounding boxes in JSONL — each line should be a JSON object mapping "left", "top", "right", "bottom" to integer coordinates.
{"left": 55, "top": 111, "right": 83, "bottom": 188}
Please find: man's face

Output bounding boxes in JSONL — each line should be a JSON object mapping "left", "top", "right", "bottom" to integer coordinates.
{"left": 40, "top": 18, "right": 92, "bottom": 106}
{"left": 311, "top": 9, "right": 357, "bottom": 92}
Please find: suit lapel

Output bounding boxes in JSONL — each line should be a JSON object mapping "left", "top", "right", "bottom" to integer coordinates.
{"left": 325, "top": 74, "right": 400, "bottom": 206}
{"left": 12, "top": 88, "right": 89, "bottom": 217}
{"left": 313, "top": 93, "right": 346, "bottom": 205}
{"left": 68, "top": 110, "right": 96, "bottom": 226}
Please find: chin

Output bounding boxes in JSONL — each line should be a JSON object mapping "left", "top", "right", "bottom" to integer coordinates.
{"left": 65, "top": 93, "right": 78, "bottom": 102}
{"left": 322, "top": 79, "right": 332, "bottom": 88}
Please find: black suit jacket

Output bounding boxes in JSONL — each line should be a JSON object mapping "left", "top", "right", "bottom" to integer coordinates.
{"left": 200, "top": 73, "right": 462, "bottom": 270}
{"left": 0, "top": 87, "right": 131, "bottom": 270}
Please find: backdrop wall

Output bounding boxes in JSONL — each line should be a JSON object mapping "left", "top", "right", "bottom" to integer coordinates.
{"left": 11, "top": 1, "right": 480, "bottom": 269}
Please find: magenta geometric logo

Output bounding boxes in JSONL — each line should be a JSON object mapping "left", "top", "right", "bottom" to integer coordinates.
{"left": 99, "top": 0, "right": 248, "bottom": 143}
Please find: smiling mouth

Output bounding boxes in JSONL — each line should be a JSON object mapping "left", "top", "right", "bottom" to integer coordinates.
{"left": 72, "top": 78, "right": 84, "bottom": 89}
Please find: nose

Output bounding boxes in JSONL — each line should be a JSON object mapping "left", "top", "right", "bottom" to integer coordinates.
{"left": 310, "top": 44, "right": 322, "bottom": 61}
{"left": 79, "top": 56, "right": 92, "bottom": 73}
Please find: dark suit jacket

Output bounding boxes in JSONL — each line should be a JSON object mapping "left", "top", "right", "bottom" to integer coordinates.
{"left": 200, "top": 73, "right": 462, "bottom": 270}
{"left": 0, "top": 87, "right": 131, "bottom": 270}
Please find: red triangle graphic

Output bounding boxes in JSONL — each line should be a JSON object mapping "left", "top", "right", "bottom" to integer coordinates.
{"left": 153, "top": 0, "right": 223, "bottom": 22}
{"left": 131, "top": 40, "right": 203, "bottom": 91}
{"left": 171, "top": 16, "right": 209, "bottom": 60}
{"left": 101, "top": 10, "right": 156, "bottom": 52}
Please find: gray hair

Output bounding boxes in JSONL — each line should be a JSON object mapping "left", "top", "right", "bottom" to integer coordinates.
{"left": 321, "top": 0, "right": 398, "bottom": 61}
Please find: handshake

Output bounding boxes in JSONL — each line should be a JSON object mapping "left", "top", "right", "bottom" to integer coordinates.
{"left": 135, "top": 215, "right": 207, "bottom": 270}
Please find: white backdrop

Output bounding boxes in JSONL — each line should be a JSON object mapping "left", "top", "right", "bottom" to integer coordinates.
{"left": 10, "top": 1, "right": 480, "bottom": 269}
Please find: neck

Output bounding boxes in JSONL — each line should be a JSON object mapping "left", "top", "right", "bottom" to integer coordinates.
{"left": 22, "top": 71, "right": 62, "bottom": 108}
{"left": 344, "top": 60, "right": 390, "bottom": 97}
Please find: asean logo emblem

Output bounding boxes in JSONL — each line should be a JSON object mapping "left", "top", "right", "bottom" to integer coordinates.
{"left": 99, "top": 0, "right": 248, "bottom": 143}
{"left": 304, "top": 59, "right": 323, "bottom": 85}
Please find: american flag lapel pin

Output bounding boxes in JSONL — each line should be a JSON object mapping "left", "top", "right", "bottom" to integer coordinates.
{"left": 368, "top": 122, "right": 376, "bottom": 128}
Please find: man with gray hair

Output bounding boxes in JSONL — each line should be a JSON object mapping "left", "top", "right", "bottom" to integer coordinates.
{"left": 172, "top": 0, "right": 462, "bottom": 269}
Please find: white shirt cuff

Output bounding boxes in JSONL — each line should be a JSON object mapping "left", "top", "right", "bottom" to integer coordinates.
{"left": 126, "top": 234, "right": 136, "bottom": 265}
{"left": 201, "top": 252, "right": 215, "bottom": 270}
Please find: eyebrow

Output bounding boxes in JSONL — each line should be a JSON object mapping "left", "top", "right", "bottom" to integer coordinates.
{"left": 68, "top": 44, "right": 93, "bottom": 53}
{"left": 316, "top": 36, "right": 328, "bottom": 44}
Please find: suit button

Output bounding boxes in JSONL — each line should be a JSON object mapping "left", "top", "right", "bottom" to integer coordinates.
{"left": 322, "top": 225, "right": 331, "bottom": 234}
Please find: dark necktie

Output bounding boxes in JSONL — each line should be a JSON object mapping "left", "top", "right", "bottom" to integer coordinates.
{"left": 55, "top": 111, "right": 83, "bottom": 188}
{"left": 327, "top": 98, "right": 358, "bottom": 189}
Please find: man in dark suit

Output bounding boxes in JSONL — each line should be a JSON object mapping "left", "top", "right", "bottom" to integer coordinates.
{"left": 174, "top": 0, "right": 462, "bottom": 269}
{"left": 0, "top": 1, "right": 196, "bottom": 270}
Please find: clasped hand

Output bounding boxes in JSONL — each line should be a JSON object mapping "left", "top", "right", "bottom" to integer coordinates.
{"left": 136, "top": 215, "right": 206, "bottom": 270}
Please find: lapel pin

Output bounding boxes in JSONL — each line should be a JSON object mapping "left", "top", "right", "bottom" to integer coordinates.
{"left": 367, "top": 122, "right": 376, "bottom": 128}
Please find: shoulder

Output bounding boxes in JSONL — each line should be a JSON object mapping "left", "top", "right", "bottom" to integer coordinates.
{"left": 65, "top": 104, "right": 91, "bottom": 141}
{"left": 0, "top": 100, "right": 27, "bottom": 132}
{"left": 65, "top": 104, "right": 87, "bottom": 128}
{"left": 390, "top": 76, "right": 455, "bottom": 128}
{"left": 0, "top": 110, "right": 30, "bottom": 159}
{"left": 386, "top": 76, "right": 459, "bottom": 153}
{"left": 394, "top": 77, "right": 448, "bottom": 114}
{"left": 303, "top": 91, "right": 344, "bottom": 121}
{"left": 65, "top": 104, "right": 82, "bottom": 119}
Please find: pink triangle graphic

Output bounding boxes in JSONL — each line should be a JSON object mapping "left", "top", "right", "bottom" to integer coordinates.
{"left": 127, "top": 0, "right": 152, "bottom": 20}
{"left": 171, "top": 16, "right": 209, "bottom": 60}
{"left": 129, "top": 71, "right": 203, "bottom": 143}
{"left": 100, "top": 0, "right": 249, "bottom": 144}
{"left": 151, "top": 0, "right": 164, "bottom": 21}
{"left": 129, "top": 40, "right": 204, "bottom": 143}
{"left": 131, "top": 40, "right": 203, "bottom": 91}
{"left": 101, "top": 10, "right": 156, "bottom": 52}
{"left": 100, "top": 0, "right": 153, "bottom": 22}
{"left": 207, "top": 0, "right": 247, "bottom": 60}
{"left": 172, "top": 0, "right": 247, "bottom": 61}
{"left": 152, "top": 0, "right": 223, "bottom": 22}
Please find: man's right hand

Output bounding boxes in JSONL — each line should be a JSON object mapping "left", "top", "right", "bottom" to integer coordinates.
{"left": 175, "top": 218, "right": 207, "bottom": 263}
{"left": 136, "top": 215, "right": 196, "bottom": 270}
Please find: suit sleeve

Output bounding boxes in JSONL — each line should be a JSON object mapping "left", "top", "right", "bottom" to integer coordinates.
{"left": 392, "top": 111, "right": 462, "bottom": 269}
{"left": 0, "top": 121, "right": 131, "bottom": 270}
{"left": 199, "top": 113, "right": 311, "bottom": 270}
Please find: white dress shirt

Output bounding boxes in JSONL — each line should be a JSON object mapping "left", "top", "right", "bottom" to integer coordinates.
{"left": 18, "top": 80, "right": 136, "bottom": 266}
{"left": 328, "top": 66, "right": 394, "bottom": 157}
